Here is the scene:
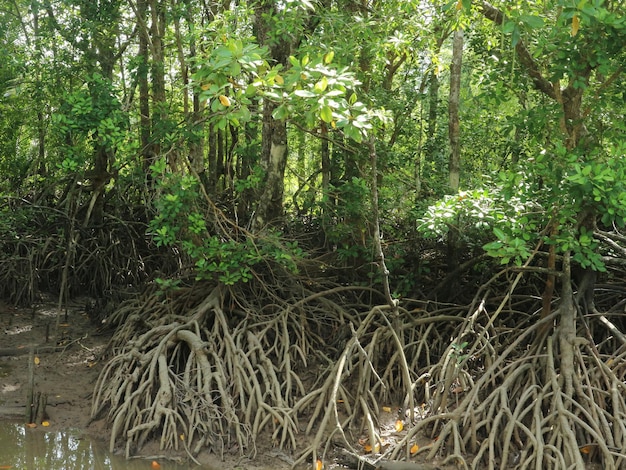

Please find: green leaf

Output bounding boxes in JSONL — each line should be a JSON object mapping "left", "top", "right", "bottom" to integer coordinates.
{"left": 519, "top": 15, "right": 544, "bottom": 29}
{"left": 314, "top": 76, "right": 329, "bottom": 93}
{"left": 320, "top": 105, "right": 333, "bottom": 123}
{"left": 293, "top": 89, "right": 317, "bottom": 98}
{"left": 511, "top": 25, "right": 521, "bottom": 47}
{"left": 272, "top": 105, "right": 290, "bottom": 120}
{"left": 493, "top": 227, "right": 507, "bottom": 241}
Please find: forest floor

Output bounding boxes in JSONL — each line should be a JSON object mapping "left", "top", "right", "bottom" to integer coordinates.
{"left": 0, "top": 295, "right": 451, "bottom": 470}
{"left": 0, "top": 296, "right": 297, "bottom": 470}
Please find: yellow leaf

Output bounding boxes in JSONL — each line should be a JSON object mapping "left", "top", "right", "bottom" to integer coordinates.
{"left": 275, "top": 75, "right": 284, "bottom": 85}
{"left": 201, "top": 83, "right": 210, "bottom": 91}
{"left": 571, "top": 15, "right": 580, "bottom": 36}
{"left": 151, "top": 461, "right": 161, "bottom": 470}
{"left": 456, "top": 0, "right": 463, "bottom": 10}
{"left": 218, "top": 95, "right": 231, "bottom": 107}
{"left": 364, "top": 442, "right": 380, "bottom": 453}
{"left": 315, "top": 459, "right": 323, "bottom": 470}
{"left": 25, "top": 423, "right": 37, "bottom": 428}
{"left": 41, "top": 421, "right": 50, "bottom": 427}
{"left": 180, "top": 434, "right": 185, "bottom": 441}
{"left": 579, "top": 445, "right": 593, "bottom": 454}
{"left": 382, "top": 406, "right": 392, "bottom": 413}
{"left": 410, "top": 443, "right": 419, "bottom": 454}
{"left": 395, "top": 420, "right": 404, "bottom": 432}
{"left": 34, "top": 356, "right": 40, "bottom": 366}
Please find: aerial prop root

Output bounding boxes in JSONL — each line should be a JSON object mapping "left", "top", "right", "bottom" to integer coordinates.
{"left": 387, "top": 307, "right": 626, "bottom": 469}
{"left": 92, "top": 285, "right": 304, "bottom": 459}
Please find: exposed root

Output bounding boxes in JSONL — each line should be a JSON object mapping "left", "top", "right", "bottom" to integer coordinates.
{"left": 91, "top": 260, "right": 626, "bottom": 469}
{"left": 387, "top": 285, "right": 626, "bottom": 470}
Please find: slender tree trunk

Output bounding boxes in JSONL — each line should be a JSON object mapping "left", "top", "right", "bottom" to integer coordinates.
{"left": 149, "top": 0, "right": 166, "bottom": 164}
{"left": 445, "top": 27, "right": 464, "bottom": 291}
{"left": 252, "top": 0, "right": 292, "bottom": 229}
{"left": 321, "top": 121, "right": 330, "bottom": 198}
{"left": 448, "top": 27, "right": 463, "bottom": 192}
{"left": 137, "top": 0, "right": 152, "bottom": 177}
{"left": 183, "top": 0, "right": 207, "bottom": 189}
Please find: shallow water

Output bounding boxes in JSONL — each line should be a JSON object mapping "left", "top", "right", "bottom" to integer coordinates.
{"left": 0, "top": 423, "right": 201, "bottom": 470}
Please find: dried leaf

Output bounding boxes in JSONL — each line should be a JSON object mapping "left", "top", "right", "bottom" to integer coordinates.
{"left": 382, "top": 406, "right": 392, "bottom": 413}
{"left": 410, "top": 443, "right": 419, "bottom": 454}
{"left": 34, "top": 356, "right": 40, "bottom": 366}
{"left": 151, "top": 461, "right": 161, "bottom": 470}
{"left": 315, "top": 459, "right": 323, "bottom": 470}
{"left": 41, "top": 421, "right": 50, "bottom": 427}
{"left": 364, "top": 442, "right": 380, "bottom": 453}
{"left": 579, "top": 445, "right": 593, "bottom": 454}
{"left": 25, "top": 423, "right": 37, "bottom": 428}
{"left": 395, "top": 420, "right": 404, "bottom": 432}
{"left": 571, "top": 15, "right": 580, "bottom": 36}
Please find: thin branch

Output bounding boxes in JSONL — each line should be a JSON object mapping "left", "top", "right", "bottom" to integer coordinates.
{"left": 479, "top": 1, "right": 557, "bottom": 100}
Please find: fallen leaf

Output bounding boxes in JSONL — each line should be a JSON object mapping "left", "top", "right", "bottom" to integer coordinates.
{"left": 364, "top": 442, "right": 380, "bottom": 453}
{"left": 180, "top": 434, "right": 185, "bottom": 441}
{"left": 382, "top": 406, "right": 392, "bottom": 413}
{"left": 25, "top": 423, "right": 37, "bottom": 428}
{"left": 34, "top": 356, "right": 40, "bottom": 366}
{"left": 395, "top": 420, "right": 404, "bottom": 432}
{"left": 315, "top": 459, "right": 323, "bottom": 470}
{"left": 579, "top": 445, "right": 593, "bottom": 454}
{"left": 151, "top": 461, "right": 161, "bottom": 470}
{"left": 41, "top": 421, "right": 50, "bottom": 427}
{"left": 410, "top": 443, "right": 419, "bottom": 454}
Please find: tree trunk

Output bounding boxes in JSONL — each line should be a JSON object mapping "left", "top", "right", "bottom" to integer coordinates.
{"left": 446, "top": 27, "right": 464, "bottom": 291}
{"left": 252, "top": 0, "right": 292, "bottom": 229}
{"left": 137, "top": 0, "right": 152, "bottom": 177}
{"left": 448, "top": 27, "right": 463, "bottom": 192}
{"left": 149, "top": 0, "right": 166, "bottom": 164}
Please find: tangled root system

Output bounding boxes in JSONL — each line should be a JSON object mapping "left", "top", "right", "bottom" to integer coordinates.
{"left": 92, "top": 264, "right": 626, "bottom": 469}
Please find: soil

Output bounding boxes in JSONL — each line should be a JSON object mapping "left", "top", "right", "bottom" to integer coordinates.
{"left": 0, "top": 296, "right": 450, "bottom": 470}
{"left": 0, "top": 296, "right": 297, "bottom": 469}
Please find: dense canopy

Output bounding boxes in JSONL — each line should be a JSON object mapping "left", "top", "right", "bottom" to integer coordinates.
{"left": 2, "top": 0, "right": 626, "bottom": 468}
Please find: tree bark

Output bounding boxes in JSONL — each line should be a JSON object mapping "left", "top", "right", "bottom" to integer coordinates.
{"left": 448, "top": 27, "right": 463, "bottom": 193}
{"left": 137, "top": 0, "right": 152, "bottom": 176}
{"left": 252, "top": 0, "right": 292, "bottom": 229}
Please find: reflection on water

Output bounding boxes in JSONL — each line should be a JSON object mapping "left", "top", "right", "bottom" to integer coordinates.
{"left": 0, "top": 423, "right": 198, "bottom": 470}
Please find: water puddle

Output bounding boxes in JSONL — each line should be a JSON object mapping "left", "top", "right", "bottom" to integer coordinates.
{"left": 0, "top": 423, "right": 202, "bottom": 469}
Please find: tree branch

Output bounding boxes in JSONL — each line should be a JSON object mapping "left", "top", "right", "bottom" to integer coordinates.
{"left": 480, "top": 1, "right": 556, "bottom": 100}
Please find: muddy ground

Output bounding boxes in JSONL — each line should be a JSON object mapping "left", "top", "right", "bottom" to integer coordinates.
{"left": 0, "top": 296, "right": 450, "bottom": 470}
{"left": 0, "top": 296, "right": 300, "bottom": 469}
